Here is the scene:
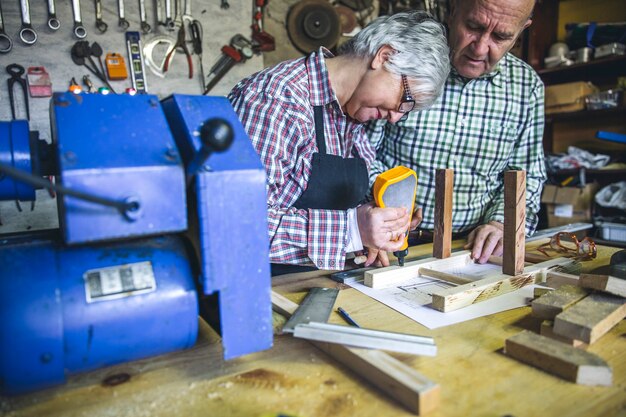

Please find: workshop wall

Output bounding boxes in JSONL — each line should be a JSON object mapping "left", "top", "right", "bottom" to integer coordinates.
{"left": 0, "top": 0, "right": 264, "bottom": 141}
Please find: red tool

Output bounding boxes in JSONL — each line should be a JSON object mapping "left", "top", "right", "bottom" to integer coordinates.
{"left": 251, "top": 0, "right": 275, "bottom": 52}
{"left": 163, "top": 24, "right": 193, "bottom": 79}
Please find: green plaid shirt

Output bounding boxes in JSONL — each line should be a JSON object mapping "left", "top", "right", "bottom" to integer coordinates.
{"left": 368, "top": 53, "right": 546, "bottom": 235}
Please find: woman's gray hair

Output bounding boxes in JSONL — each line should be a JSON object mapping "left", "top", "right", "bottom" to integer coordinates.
{"left": 339, "top": 11, "right": 450, "bottom": 110}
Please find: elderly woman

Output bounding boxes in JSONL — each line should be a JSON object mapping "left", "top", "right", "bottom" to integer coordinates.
{"left": 229, "top": 11, "right": 449, "bottom": 274}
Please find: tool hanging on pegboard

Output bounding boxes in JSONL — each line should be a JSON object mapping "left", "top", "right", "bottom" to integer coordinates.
{"left": 286, "top": 0, "right": 341, "bottom": 54}
{"left": 203, "top": 34, "right": 254, "bottom": 95}
{"left": 251, "top": 0, "right": 275, "bottom": 52}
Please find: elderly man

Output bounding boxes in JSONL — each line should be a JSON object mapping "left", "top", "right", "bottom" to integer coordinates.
{"left": 368, "top": 0, "right": 546, "bottom": 263}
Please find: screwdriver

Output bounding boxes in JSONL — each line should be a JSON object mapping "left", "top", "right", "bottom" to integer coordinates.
{"left": 190, "top": 20, "right": 205, "bottom": 88}
{"left": 373, "top": 166, "right": 418, "bottom": 266}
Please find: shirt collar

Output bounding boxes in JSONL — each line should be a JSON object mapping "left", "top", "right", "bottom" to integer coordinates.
{"left": 450, "top": 54, "right": 509, "bottom": 87}
{"left": 306, "top": 47, "right": 340, "bottom": 107}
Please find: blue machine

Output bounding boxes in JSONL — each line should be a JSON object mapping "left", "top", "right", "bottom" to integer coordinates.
{"left": 0, "top": 93, "right": 273, "bottom": 395}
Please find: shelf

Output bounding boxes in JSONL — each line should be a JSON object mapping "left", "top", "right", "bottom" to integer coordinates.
{"left": 546, "top": 106, "right": 626, "bottom": 122}
{"left": 538, "top": 55, "right": 626, "bottom": 85}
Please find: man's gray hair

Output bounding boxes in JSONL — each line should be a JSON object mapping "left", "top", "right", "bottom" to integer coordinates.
{"left": 339, "top": 11, "right": 450, "bottom": 110}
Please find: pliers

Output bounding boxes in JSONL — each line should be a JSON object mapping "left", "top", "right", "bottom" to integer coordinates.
{"left": 163, "top": 24, "right": 193, "bottom": 79}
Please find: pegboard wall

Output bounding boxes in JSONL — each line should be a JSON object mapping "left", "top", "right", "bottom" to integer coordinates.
{"left": 0, "top": 0, "right": 264, "bottom": 142}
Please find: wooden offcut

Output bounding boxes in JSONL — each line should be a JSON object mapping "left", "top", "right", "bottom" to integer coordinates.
{"left": 579, "top": 274, "right": 626, "bottom": 298}
{"left": 531, "top": 285, "right": 589, "bottom": 320}
{"left": 503, "top": 170, "right": 526, "bottom": 276}
{"left": 553, "top": 292, "right": 626, "bottom": 344}
{"left": 545, "top": 270, "right": 580, "bottom": 288}
{"left": 540, "top": 320, "right": 586, "bottom": 348}
{"left": 433, "top": 169, "right": 453, "bottom": 259}
{"left": 271, "top": 291, "right": 440, "bottom": 415}
{"left": 505, "top": 330, "right": 611, "bottom": 386}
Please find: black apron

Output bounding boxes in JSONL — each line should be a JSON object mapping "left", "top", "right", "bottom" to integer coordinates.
{"left": 271, "top": 105, "right": 368, "bottom": 276}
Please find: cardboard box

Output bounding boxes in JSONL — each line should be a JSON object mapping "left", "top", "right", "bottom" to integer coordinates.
{"left": 541, "top": 184, "right": 599, "bottom": 227}
{"left": 545, "top": 82, "right": 598, "bottom": 114}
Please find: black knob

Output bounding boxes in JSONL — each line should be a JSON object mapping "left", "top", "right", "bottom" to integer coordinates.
{"left": 199, "top": 118, "right": 234, "bottom": 153}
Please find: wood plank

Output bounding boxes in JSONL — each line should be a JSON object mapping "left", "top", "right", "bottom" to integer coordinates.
{"left": 271, "top": 291, "right": 440, "bottom": 415}
{"left": 540, "top": 320, "right": 587, "bottom": 348}
{"left": 503, "top": 170, "right": 526, "bottom": 276}
{"left": 433, "top": 169, "right": 453, "bottom": 259}
{"left": 578, "top": 274, "right": 626, "bottom": 298}
{"left": 553, "top": 292, "right": 626, "bottom": 344}
{"left": 364, "top": 251, "right": 472, "bottom": 289}
{"left": 431, "top": 257, "right": 576, "bottom": 312}
{"left": 504, "top": 330, "right": 611, "bottom": 386}
{"left": 418, "top": 267, "right": 472, "bottom": 285}
{"left": 545, "top": 271, "right": 580, "bottom": 288}
{"left": 531, "top": 285, "right": 589, "bottom": 320}
{"left": 534, "top": 287, "right": 553, "bottom": 299}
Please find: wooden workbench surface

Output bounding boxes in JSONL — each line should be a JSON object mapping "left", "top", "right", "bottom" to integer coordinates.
{"left": 2, "top": 240, "right": 625, "bottom": 417}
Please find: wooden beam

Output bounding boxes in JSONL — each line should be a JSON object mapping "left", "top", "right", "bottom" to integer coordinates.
{"left": 553, "top": 292, "right": 626, "bottom": 344}
{"left": 431, "top": 257, "right": 576, "bottom": 312}
{"left": 364, "top": 251, "right": 472, "bottom": 289}
{"left": 531, "top": 285, "right": 589, "bottom": 320}
{"left": 545, "top": 271, "right": 580, "bottom": 288}
{"left": 271, "top": 291, "right": 440, "bottom": 415}
{"left": 504, "top": 330, "right": 611, "bottom": 386}
{"left": 433, "top": 169, "right": 453, "bottom": 259}
{"left": 418, "top": 267, "right": 472, "bottom": 285}
{"left": 503, "top": 170, "right": 526, "bottom": 276}
{"left": 578, "top": 274, "right": 626, "bottom": 298}
{"left": 540, "top": 320, "right": 587, "bottom": 348}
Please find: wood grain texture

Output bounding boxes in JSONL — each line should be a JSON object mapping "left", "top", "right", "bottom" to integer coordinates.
{"left": 546, "top": 271, "right": 581, "bottom": 288}
{"left": 505, "top": 330, "right": 612, "bottom": 386}
{"left": 531, "top": 285, "right": 589, "bottom": 320}
{"left": 271, "top": 291, "right": 439, "bottom": 415}
{"left": 503, "top": 170, "right": 526, "bottom": 276}
{"left": 540, "top": 320, "right": 587, "bottom": 348}
{"left": 433, "top": 169, "right": 453, "bottom": 259}
{"left": 579, "top": 274, "right": 626, "bottom": 298}
{"left": 553, "top": 292, "right": 626, "bottom": 344}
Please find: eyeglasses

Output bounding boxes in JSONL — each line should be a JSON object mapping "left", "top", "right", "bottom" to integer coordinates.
{"left": 398, "top": 74, "right": 415, "bottom": 114}
{"left": 536, "top": 232, "right": 597, "bottom": 261}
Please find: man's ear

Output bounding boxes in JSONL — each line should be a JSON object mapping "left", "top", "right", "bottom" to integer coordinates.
{"left": 371, "top": 45, "right": 395, "bottom": 70}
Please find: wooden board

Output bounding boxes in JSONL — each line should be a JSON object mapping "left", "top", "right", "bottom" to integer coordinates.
{"left": 433, "top": 169, "right": 453, "bottom": 259}
{"left": 505, "top": 330, "right": 612, "bottom": 386}
{"left": 578, "top": 274, "right": 626, "bottom": 298}
{"left": 540, "top": 320, "right": 587, "bottom": 348}
{"left": 546, "top": 271, "right": 580, "bottom": 288}
{"left": 531, "top": 285, "right": 589, "bottom": 320}
{"left": 503, "top": 171, "right": 526, "bottom": 276}
{"left": 553, "top": 293, "right": 626, "bottom": 344}
{"left": 271, "top": 291, "right": 440, "bottom": 415}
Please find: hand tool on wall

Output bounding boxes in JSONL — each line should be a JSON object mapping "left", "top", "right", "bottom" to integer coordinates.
{"left": 0, "top": 0, "right": 12, "bottom": 53}
{"left": 139, "top": 0, "right": 151, "bottom": 33}
{"left": 251, "top": 0, "right": 275, "bottom": 52}
{"left": 373, "top": 166, "right": 418, "bottom": 266}
{"left": 6, "top": 64, "right": 30, "bottom": 120}
{"left": 71, "top": 41, "right": 117, "bottom": 93}
{"left": 118, "top": 0, "right": 130, "bottom": 29}
{"left": 126, "top": 31, "right": 148, "bottom": 92}
{"left": 163, "top": 25, "right": 192, "bottom": 79}
{"left": 155, "top": 0, "right": 164, "bottom": 25}
{"left": 203, "top": 34, "right": 253, "bottom": 95}
{"left": 164, "top": 0, "right": 174, "bottom": 30}
{"left": 26, "top": 66, "right": 52, "bottom": 97}
{"left": 94, "top": 0, "right": 107, "bottom": 33}
{"left": 190, "top": 19, "right": 204, "bottom": 87}
{"left": 18, "top": 0, "right": 37, "bottom": 45}
{"left": 105, "top": 53, "right": 128, "bottom": 80}
{"left": 70, "top": 0, "right": 87, "bottom": 38}
{"left": 143, "top": 35, "right": 176, "bottom": 78}
{"left": 46, "top": 0, "right": 60, "bottom": 30}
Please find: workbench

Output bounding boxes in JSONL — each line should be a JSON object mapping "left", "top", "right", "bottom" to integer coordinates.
{"left": 1, "top": 239, "right": 625, "bottom": 417}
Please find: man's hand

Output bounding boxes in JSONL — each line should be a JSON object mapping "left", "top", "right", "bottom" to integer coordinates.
{"left": 464, "top": 221, "right": 504, "bottom": 263}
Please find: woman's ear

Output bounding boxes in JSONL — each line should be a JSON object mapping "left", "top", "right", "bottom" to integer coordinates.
{"left": 371, "top": 45, "right": 395, "bottom": 70}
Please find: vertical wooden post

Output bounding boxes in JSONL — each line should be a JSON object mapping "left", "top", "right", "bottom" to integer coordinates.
{"left": 433, "top": 169, "right": 453, "bottom": 259}
{"left": 503, "top": 170, "right": 526, "bottom": 276}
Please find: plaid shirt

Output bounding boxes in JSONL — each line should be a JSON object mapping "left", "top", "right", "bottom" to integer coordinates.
{"left": 368, "top": 53, "right": 546, "bottom": 235}
{"left": 229, "top": 48, "right": 376, "bottom": 269}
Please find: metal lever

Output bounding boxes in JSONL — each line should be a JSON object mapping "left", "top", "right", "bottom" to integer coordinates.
{"left": 186, "top": 118, "right": 234, "bottom": 185}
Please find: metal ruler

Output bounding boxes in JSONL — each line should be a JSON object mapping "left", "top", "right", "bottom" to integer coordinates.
{"left": 126, "top": 31, "right": 148, "bottom": 93}
{"left": 282, "top": 287, "right": 338, "bottom": 334}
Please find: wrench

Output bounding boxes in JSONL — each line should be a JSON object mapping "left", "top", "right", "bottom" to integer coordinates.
{"left": 182, "top": 0, "right": 192, "bottom": 23}
{"left": 139, "top": 0, "right": 151, "bottom": 33}
{"left": 155, "top": 0, "right": 164, "bottom": 25}
{"left": 118, "top": 0, "right": 129, "bottom": 30}
{"left": 18, "top": 0, "right": 37, "bottom": 45}
{"left": 47, "top": 0, "right": 60, "bottom": 30}
{"left": 0, "top": 0, "right": 12, "bottom": 53}
{"left": 164, "top": 0, "right": 174, "bottom": 30}
{"left": 71, "top": 0, "right": 87, "bottom": 38}
{"left": 95, "top": 0, "right": 107, "bottom": 33}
